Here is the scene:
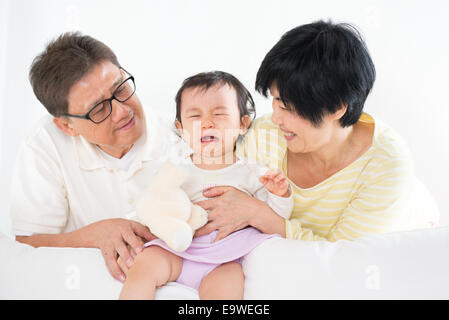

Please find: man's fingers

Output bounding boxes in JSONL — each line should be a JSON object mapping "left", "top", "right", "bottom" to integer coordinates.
{"left": 122, "top": 228, "right": 144, "bottom": 256}
{"left": 114, "top": 238, "right": 134, "bottom": 269}
{"left": 131, "top": 221, "right": 155, "bottom": 242}
{"left": 101, "top": 246, "right": 125, "bottom": 283}
{"left": 117, "top": 256, "right": 130, "bottom": 276}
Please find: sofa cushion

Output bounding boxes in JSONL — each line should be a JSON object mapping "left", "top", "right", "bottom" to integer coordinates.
{"left": 0, "top": 233, "right": 198, "bottom": 299}
{"left": 243, "top": 226, "right": 449, "bottom": 299}
{"left": 1, "top": 226, "right": 448, "bottom": 299}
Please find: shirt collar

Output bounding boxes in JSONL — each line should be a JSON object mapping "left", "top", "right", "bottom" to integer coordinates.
{"left": 74, "top": 135, "right": 107, "bottom": 171}
{"left": 74, "top": 110, "right": 188, "bottom": 171}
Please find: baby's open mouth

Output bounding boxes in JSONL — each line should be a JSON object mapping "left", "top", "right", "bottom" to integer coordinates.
{"left": 201, "top": 135, "right": 219, "bottom": 143}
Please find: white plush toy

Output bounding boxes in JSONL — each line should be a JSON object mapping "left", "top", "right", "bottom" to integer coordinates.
{"left": 135, "top": 161, "right": 208, "bottom": 252}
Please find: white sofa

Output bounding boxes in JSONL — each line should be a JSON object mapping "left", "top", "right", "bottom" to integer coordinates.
{"left": 1, "top": 225, "right": 448, "bottom": 300}
{"left": 1, "top": 177, "right": 447, "bottom": 299}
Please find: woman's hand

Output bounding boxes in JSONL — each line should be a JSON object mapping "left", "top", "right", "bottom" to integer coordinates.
{"left": 86, "top": 218, "right": 156, "bottom": 282}
{"left": 193, "top": 186, "right": 261, "bottom": 242}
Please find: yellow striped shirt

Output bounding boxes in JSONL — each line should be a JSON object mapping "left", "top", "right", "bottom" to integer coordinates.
{"left": 236, "top": 112, "right": 419, "bottom": 241}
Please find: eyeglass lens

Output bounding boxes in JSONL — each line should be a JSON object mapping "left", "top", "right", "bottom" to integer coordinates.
{"left": 89, "top": 78, "right": 135, "bottom": 123}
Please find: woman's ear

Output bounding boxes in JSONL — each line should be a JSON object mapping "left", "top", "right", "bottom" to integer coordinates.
{"left": 53, "top": 117, "right": 79, "bottom": 137}
{"left": 333, "top": 104, "right": 348, "bottom": 121}
{"left": 239, "top": 115, "right": 251, "bottom": 135}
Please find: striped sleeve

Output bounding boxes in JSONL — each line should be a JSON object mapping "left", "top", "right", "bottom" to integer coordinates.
{"left": 236, "top": 114, "right": 285, "bottom": 170}
{"left": 285, "top": 154, "right": 414, "bottom": 241}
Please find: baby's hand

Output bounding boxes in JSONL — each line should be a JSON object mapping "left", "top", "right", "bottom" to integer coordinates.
{"left": 259, "top": 169, "right": 291, "bottom": 198}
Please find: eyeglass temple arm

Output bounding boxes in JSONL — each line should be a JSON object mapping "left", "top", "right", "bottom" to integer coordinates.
{"left": 61, "top": 113, "right": 90, "bottom": 120}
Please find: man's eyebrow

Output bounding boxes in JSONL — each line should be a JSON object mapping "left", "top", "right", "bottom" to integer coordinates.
{"left": 110, "top": 74, "right": 124, "bottom": 91}
{"left": 87, "top": 74, "right": 124, "bottom": 109}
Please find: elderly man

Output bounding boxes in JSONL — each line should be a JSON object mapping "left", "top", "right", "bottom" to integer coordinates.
{"left": 11, "top": 32, "right": 177, "bottom": 282}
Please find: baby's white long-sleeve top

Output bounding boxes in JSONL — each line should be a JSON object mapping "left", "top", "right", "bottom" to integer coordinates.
{"left": 179, "top": 157, "right": 293, "bottom": 220}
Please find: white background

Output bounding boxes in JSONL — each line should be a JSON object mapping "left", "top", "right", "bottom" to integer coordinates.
{"left": 0, "top": 0, "right": 448, "bottom": 237}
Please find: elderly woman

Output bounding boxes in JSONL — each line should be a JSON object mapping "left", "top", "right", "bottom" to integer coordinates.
{"left": 195, "top": 20, "right": 432, "bottom": 242}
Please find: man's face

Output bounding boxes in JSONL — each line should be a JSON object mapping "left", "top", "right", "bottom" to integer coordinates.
{"left": 58, "top": 60, "right": 145, "bottom": 158}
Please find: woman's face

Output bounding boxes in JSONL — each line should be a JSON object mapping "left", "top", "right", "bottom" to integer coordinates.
{"left": 270, "top": 85, "right": 337, "bottom": 154}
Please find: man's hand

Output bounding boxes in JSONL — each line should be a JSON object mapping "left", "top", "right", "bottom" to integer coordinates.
{"left": 89, "top": 218, "right": 156, "bottom": 282}
{"left": 14, "top": 218, "right": 156, "bottom": 283}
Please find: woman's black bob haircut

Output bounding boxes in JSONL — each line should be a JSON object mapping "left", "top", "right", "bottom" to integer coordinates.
{"left": 255, "top": 20, "right": 376, "bottom": 127}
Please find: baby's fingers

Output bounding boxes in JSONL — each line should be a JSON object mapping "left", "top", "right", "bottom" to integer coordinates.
{"left": 262, "top": 169, "right": 279, "bottom": 180}
{"left": 274, "top": 174, "right": 285, "bottom": 184}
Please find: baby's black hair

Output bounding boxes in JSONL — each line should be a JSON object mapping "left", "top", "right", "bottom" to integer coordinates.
{"left": 175, "top": 71, "right": 256, "bottom": 124}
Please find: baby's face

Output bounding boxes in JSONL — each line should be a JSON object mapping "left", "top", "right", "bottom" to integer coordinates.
{"left": 176, "top": 84, "right": 248, "bottom": 162}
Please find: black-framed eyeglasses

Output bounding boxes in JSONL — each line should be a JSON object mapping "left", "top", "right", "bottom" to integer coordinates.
{"left": 63, "top": 67, "right": 136, "bottom": 124}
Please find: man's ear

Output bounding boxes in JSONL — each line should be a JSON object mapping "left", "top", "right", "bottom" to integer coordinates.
{"left": 53, "top": 117, "right": 79, "bottom": 137}
{"left": 239, "top": 115, "right": 251, "bottom": 135}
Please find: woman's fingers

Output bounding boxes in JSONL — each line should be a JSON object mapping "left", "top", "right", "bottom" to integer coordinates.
{"left": 194, "top": 226, "right": 210, "bottom": 238}
{"left": 194, "top": 215, "right": 219, "bottom": 237}
{"left": 202, "top": 186, "right": 232, "bottom": 198}
{"left": 213, "top": 226, "right": 235, "bottom": 242}
{"left": 193, "top": 197, "right": 218, "bottom": 211}
{"left": 194, "top": 208, "right": 233, "bottom": 238}
{"left": 194, "top": 186, "right": 253, "bottom": 239}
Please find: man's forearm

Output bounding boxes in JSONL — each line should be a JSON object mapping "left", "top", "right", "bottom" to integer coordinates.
{"left": 15, "top": 224, "right": 98, "bottom": 248}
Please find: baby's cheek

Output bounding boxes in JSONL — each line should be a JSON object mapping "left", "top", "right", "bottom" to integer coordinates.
{"left": 222, "top": 133, "right": 238, "bottom": 150}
